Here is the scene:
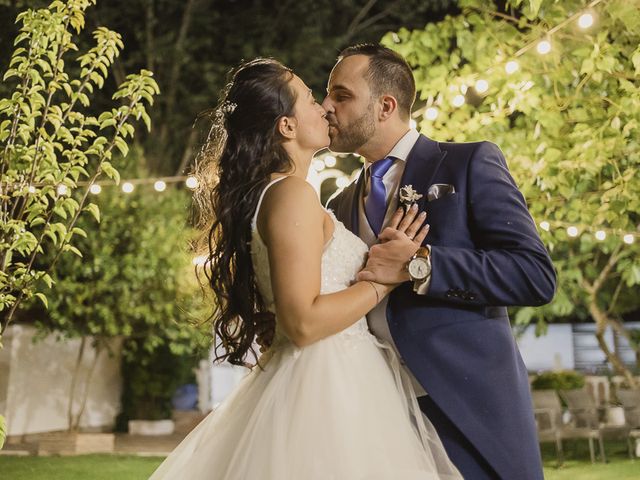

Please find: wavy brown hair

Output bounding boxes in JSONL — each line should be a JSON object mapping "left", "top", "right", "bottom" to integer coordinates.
{"left": 192, "top": 58, "right": 297, "bottom": 367}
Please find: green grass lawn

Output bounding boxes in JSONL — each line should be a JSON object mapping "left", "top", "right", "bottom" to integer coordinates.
{"left": 0, "top": 454, "right": 163, "bottom": 480}
{"left": 541, "top": 439, "right": 639, "bottom": 480}
{"left": 0, "top": 440, "right": 637, "bottom": 479}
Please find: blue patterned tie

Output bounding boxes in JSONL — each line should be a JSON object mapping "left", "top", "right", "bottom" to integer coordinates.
{"left": 364, "top": 156, "right": 395, "bottom": 236}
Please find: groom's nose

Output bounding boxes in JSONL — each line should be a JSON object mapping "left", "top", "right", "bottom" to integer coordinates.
{"left": 321, "top": 96, "right": 334, "bottom": 113}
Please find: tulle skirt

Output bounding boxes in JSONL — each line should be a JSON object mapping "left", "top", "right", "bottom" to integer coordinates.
{"left": 149, "top": 324, "right": 461, "bottom": 480}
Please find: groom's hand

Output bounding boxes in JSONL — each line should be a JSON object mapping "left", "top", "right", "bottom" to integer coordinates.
{"left": 356, "top": 205, "right": 429, "bottom": 285}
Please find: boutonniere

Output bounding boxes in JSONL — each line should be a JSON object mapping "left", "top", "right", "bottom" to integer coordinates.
{"left": 399, "top": 184, "right": 423, "bottom": 211}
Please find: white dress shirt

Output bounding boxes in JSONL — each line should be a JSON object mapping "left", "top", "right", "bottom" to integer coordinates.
{"left": 359, "top": 128, "right": 427, "bottom": 396}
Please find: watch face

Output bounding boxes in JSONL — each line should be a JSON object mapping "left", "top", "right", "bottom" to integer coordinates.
{"left": 409, "top": 257, "right": 430, "bottom": 280}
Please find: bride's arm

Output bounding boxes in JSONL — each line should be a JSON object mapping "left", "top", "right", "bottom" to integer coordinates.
{"left": 258, "top": 176, "right": 392, "bottom": 348}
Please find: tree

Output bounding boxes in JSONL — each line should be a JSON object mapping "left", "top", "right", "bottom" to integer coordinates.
{"left": 0, "top": 0, "right": 158, "bottom": 444}
{"left": 385, "top": 0, "right": 640, "bottom": 385}
{"left": 22, "top": 149, "right": 211, "bottom": 430}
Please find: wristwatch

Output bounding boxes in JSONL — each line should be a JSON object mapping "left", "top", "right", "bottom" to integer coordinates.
{"left": 408, "top": 246, "right": 432, "bottom": 282}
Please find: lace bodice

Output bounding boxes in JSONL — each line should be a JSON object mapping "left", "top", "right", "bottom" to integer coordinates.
{"left": 250, "top": 177, "right": 370, "bottom": 345}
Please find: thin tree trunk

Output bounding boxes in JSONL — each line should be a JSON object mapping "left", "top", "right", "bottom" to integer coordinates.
{"left": 589, "top": 299, "right": 638, "bottom": 388}
{"left": 72, "top": 340, "right": 104, "bottom": 431}
{"left": 67, "top": 336, "right": 87, "bottom": 432}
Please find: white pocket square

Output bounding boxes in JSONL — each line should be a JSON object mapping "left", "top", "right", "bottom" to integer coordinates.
{"left": 427, "top": 183, "right": 455, "bottom": 201}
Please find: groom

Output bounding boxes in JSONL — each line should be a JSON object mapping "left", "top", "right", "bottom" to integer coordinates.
{"left": 323, "top": 44, "right": 556, "bottom": 479}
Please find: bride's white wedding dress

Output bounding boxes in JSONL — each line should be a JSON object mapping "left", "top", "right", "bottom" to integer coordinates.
{"left": 149, "top": 177, "right": 462, "bottom": 480}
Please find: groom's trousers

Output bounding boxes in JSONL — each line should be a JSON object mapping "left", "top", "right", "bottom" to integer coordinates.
{"left": 418, "top": 395, "right": 501, "bottom": 479}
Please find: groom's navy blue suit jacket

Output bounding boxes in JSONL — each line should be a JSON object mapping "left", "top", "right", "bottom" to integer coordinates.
{"left": 327, "top": 134, "right": 556, "bottom": 480}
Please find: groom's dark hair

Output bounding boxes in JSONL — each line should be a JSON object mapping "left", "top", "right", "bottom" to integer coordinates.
{"left": 338, "top": 44, "right": 416, "bottom": 121}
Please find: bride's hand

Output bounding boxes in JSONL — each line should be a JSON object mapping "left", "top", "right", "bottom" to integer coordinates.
{"left": 356, "top": 204, "right": 429, "bottom": 285}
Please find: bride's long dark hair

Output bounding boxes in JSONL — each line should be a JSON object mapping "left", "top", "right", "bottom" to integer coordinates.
{"left": 192, "top": 58, "right": 297, "bottom": 367}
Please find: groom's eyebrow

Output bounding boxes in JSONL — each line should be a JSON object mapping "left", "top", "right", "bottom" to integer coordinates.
{"left": 327, "top": 84, "right": 352, "bottom": 94}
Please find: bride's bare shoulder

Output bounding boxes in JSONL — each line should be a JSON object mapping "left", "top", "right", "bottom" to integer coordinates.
{"left": 261, "top": 176, "right": 321, "bottom": 217}
{"left": 256, "top": 176, "right": 324, "bottom": 245}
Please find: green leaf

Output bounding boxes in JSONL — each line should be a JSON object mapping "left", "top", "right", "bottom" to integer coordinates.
{"left": 85, "top": 203, "right": 100, "bottom": 223}
{"left": 114, "top": 136, "right": 129, "bottom": 157}
{"left": 63, "top": 244, "right": 83, "bottom": 258}
{"left": 35, "top": 292, "right": 49, "bottom": 309}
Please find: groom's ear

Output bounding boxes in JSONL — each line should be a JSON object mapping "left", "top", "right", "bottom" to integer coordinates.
{"left": 378, "top": 95, "right": 398, "bottom": 121}
{"left": 277, "top": 116, "right": 298, "bottom": 140}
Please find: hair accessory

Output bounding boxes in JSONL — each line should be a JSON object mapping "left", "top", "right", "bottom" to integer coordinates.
{"left": 220, "top": 100, "right": 237, "bottom": 116}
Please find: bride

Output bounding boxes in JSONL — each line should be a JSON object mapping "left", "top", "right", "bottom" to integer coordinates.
{"left": 149, "top": 58, "right": 461, "bottom": 480}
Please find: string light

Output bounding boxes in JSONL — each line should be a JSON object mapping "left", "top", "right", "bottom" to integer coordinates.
{"left": 537, "top": 219, "right": 639, "bottom": 243}
{"left": 505, "top": 60, "right": 519, "bottom": 74}
{"left": 536, "top": 39, "right": 551, "bottom": 55}
{"left": 425, "top": 107, "right": 439, "bottom": 120}
{"left": 57, "top": 184, "right": 68, "bottom": 196}
{"left": 122, "top": 182, "right": 134, "bottom": 193}
{"left": 475, "top": 79, "right": 489, "bottom": 93}
{"left": 90, "top": 184, "right": 101, "bottom": 195}
{"left": 452, "top": 94, "right": 465, "bottom": 107}
{"left": 185, "top": 176, "right": 198, "bottom": 189}
{"left": 578, "top": 12, "right": 594, "bottom": 29}
{"left": 154, "top": 180, "right": 166, "bottom": 192}
{"left": 192, "top": 255, "right": 207, "bottom": 266}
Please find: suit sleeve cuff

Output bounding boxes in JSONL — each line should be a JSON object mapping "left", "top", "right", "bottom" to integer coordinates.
{"left": 414, "top": 275, "right": 432, "bottom": 295}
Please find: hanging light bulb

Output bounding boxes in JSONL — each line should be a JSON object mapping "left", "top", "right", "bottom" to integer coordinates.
{"left": 192, "top": 255, "right": 208, "bottom": 266}
{"left": 122, "top": 182, "right": 134, "bottom": 193}
{"left": 425, "top": 107, "right": 439, "bottom": 121}
{"left": 452, "top": 94, "right": 465, "bottom": 107}
{"left": 567, "top": 226, "right": 579, "bottom": 237}
{"left": 594, "top": 230, "right": 606, "bottom": 241}
{"left": 537, "top": 40, "right": 552, "bottom": 55}
{"left": 185, "top": 176, "right": 198, "bottom": 189}
{"left": 154, "top": 180, "right": 167, "bottom": 192}
{"left": 475, "top": 79, "right": 489, "bottom": 93}
{"left": 90, "top": 184, "right": 102, "bottom": 195}
{"left": 505, "top": 60, "right": 519, "bottom": 74}
{"left": 578, "top": 12, "right": 594, "bottom": 29}
{"left": 623, "top": 234, "right": 635, "bottom": 244}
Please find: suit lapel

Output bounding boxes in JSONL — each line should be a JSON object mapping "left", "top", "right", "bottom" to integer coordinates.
{"left": 398, "top": 134, "right": 447, "bottom": 212}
